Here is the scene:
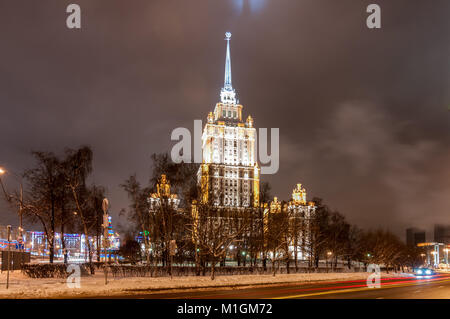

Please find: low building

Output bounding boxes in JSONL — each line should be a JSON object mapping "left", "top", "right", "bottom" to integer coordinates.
{"left": 0, "top": 221, "right": 120, "bottom": 262}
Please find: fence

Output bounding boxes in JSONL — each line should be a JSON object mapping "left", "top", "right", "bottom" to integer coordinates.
{"left": 20, "top": 262, "right": 365, "bottom": 279}
{"left": 105, "top": 264, "right": 362, "bottom": 279}
{"left": 1, "top": 251, "right": 31, "bottom": 271}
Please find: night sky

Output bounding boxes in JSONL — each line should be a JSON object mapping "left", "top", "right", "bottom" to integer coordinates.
{"left": 0, "top": 0, "right": 449, "bottom": 239}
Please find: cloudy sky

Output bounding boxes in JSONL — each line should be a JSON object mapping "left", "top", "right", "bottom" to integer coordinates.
{"left": 0, "top": 0, "right": 449, "bottom": 239}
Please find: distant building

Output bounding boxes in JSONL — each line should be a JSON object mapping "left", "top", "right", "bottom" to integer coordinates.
{"left": 265, "top": 184, "right": 316, "bottom": 260}
{"left": 406, "top": 227, "right": 426, "bottom": 247}
{"left": 0, "top": 221, "right": 120, "bottom": 261}
{"left": 434, "top": 224, "right": 450, "bottom": 245}
{"left": 197, "top": 32, "right": 260, "bottom": 209}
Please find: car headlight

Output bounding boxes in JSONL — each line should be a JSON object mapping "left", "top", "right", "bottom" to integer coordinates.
{"left": 416, "top": 269, "right": 423, "bottom": 274}
{"left": 425, "top": 269, "right": 432, "bottom": 275}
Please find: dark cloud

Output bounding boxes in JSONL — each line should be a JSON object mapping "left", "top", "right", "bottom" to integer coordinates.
{"left": 0, "top": 0, "right": 449, "bottom": 239}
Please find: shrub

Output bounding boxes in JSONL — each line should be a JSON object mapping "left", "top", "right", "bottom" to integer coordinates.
{"left": 21, "top": 263, "right": 91, "bottom": 278}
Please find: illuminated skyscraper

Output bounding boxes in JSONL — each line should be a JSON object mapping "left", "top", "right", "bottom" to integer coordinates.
{"left": 198, "top": 32, "right": 260, "bottom": 208}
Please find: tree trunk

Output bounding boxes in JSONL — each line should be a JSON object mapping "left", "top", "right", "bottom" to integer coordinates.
{"left": 96, "top": 213, "right": 101, "bottom": 262}
{"left": 202, "top": 259, "right": 206, "bottom": 276}
{"left": 49, "top": 237, "right": 54, "bottom": 264}
{"left": 237, "top": 250, "right": 241, "bottom": 266}
{"left": 195, "top": 245, "right": 200, "bottom": 276}
{"left": 71, "top": 187, "right": 93, "bottom": 273}
{"left": 286, "top": 257, "right": 290, "bottom": 274}
{"left": 49, "top": 195, "right": 55, "bottom": 263}
{"left": 60, "top": 203, "right": 68, "bottom": 264}
{"left": 61, "top": 224, "right": 67, "bottom": 264}
{"left": 211, "top": 258, "right": 216, "bottom": 280}
{"left": 263, "top": 252, "right": 267, "bottom": 271}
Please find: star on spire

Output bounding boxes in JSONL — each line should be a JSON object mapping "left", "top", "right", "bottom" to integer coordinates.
{"left": 220, "top": 32, "right": 237, "bottom": 104}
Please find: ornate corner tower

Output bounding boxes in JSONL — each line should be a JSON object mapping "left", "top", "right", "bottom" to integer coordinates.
{"left": 198, "top": 32, "right": 260, "bottom": 208}
{"left": 149, "top": 174, "right": 180, "bottom": 211}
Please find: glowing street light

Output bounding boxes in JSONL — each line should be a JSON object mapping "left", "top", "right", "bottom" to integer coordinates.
{"left": 0, "top": 167, "right": 24, "bottom": 250}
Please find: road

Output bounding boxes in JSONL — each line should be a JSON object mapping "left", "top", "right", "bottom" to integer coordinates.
{"left": 109, "top": 273, "right": 450, "bottom": 299}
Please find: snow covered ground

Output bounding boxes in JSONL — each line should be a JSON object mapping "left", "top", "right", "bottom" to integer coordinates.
{"left": 0, "top": 271, "right": 411, "bottom": 298}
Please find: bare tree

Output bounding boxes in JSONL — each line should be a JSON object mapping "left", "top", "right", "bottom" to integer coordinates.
{"left": 20, "top": 151, "right": 61, "bottom": 263}
{"left": 121, "top": 175, "right": 152, "bottom": 264}
{"left": 63, "top": 146, "right": 97, "bottom": 269}
{"left": 190, "top": 201, "right": 251, "bottom": 280}
{"left": 265, "top": 208, "right": 292, "bottom": 276}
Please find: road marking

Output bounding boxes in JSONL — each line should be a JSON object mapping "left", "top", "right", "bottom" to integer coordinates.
{"left": 273, "top": 277, "right": 450, "bottom": 299}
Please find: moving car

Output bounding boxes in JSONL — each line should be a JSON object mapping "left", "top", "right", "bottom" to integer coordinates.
{"left": 414, "top": 268, "right": 436, "bottom": 276}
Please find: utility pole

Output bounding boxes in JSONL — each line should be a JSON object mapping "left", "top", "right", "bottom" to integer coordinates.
{"left": 102, "top": 198, "right": 109, "bottom": 285}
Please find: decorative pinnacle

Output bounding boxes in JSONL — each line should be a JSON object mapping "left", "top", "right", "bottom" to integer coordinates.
{"left": 224, "top": 32, "right": 233, "bottom": 91}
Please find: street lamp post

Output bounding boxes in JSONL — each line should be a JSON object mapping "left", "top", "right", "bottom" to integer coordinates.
{"left": 6, "top": 225, "right": 11, "bottom": 289}
{"left": 102, "top": 198, "right": 109, "bottom": 285}
{"left": 0, "top": 167, "right": 24, "bottom": 250}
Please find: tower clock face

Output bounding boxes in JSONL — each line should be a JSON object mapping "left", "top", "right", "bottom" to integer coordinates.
{"left": 0, "top": 1, "right": 449, "bottom": 302}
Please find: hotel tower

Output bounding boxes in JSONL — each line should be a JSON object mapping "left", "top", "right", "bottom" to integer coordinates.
{"left": 198, "top": 32, "right": 260, "bottom": 208}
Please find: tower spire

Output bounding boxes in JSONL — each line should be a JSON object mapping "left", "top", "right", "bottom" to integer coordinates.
{"left": 224, "top": 32, "right": 232, "bottom": 91}
{"left": 220, "top": 32, "right": 237, "bottom": 104}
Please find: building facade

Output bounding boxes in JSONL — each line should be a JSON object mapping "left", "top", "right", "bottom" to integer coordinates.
{"left": 434, "top": 224, "right": 450, "bottom": 245}
{"left": 148, "top": 174, "right": 180, "bottom": 211}
{"left": 192, "top": 33, "right": 316, "bottom": 261}
{"left": 0, "top": 224, "right": 120, "bottom": 261}
{"left": 265, "top": 184, "right": 316, "bottom": 260}
{"left": 198, "top": 32, "right": 259, "bottom": 208}
{"left": 406, "top": 227, "right": 426, "bottom": 247}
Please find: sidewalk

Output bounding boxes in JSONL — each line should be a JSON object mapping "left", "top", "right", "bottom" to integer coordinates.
{"left": 0, "top": 271, "right": 412, "bottom": 298}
